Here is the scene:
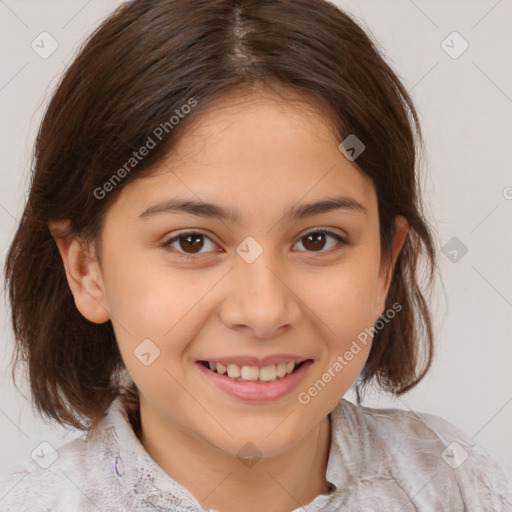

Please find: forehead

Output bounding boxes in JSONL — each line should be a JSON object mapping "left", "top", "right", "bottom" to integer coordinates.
{"left": 109, "top": 89, "right": 377, "bottom": 223}
{"left": 166, "top": 88, "right": 341, "bottom": 167}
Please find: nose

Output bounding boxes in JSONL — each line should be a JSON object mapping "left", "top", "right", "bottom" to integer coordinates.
{"left": 219, "top": 250, "right": 302, "bottom": 339}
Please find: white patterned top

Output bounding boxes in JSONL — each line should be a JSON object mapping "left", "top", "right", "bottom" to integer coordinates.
{"left": 1, "top": 396, "right": 511, "bottom": 511}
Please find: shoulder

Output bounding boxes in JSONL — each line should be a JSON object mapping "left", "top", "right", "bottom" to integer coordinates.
{"left": 332, "top": 399, "right": 512, "bottom": 510}
{"left": 0, "top": 433, "right": 123, "bottom": 512}
{"left": 0, "top": 436, "right": 88, "bottom": 511}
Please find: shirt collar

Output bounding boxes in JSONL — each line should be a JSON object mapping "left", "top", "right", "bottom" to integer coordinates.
{"left": 91, "top": 395, "right": 356, "bottom": 510}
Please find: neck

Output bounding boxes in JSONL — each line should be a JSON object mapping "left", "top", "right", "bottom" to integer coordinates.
{"left": 138, "top": 403, "right": 333, "bottom": 512}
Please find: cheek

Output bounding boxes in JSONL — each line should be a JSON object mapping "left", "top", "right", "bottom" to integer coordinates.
{"left": 305, "top": 254, "right": 380, "bottom": 334}
{"left": 297, "top": 254, "right": 379, "bottom": 386}
{"left": 103, "top": 244, "right": 206, "bottom": 332}
{"left": 103, "top": 251, "right": 218, "bottom": 377}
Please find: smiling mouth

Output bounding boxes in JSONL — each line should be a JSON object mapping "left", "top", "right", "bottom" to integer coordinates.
{"left": 198, "top": 360, "right": 310, "bottom": 383}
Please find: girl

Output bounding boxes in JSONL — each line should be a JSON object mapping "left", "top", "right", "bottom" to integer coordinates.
{"left": 1, "top": 0, "right": 511, "bottom": 510}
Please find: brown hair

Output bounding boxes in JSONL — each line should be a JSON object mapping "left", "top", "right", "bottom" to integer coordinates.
{"left": 4, "top": 0, "right": 436, "bottom": 431}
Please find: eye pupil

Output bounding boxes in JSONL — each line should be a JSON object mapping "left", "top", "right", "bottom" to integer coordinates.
{"left": 303, "top": 232, "right": 326, "bottom": 252}
{"left": 180, "top": 234, "right": 204, "bottom": 253}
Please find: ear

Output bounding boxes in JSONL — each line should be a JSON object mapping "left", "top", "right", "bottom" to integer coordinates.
{"left": 374, "top": 215, "right": 409, "bottom": 321}
{"left": 48, "top": 219, "right": 110, "bottom": 324}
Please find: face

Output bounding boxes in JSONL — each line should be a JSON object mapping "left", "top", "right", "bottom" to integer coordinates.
{"left": 57, "top": 89, "right": 406, "bottom": 460}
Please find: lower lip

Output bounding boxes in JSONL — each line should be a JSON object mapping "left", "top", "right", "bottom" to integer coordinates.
{"left": 195, "top": 360, "right": 313, "bottom": 402}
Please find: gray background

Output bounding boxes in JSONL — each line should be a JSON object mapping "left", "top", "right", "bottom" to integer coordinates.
{"left": 1, "top": 0, "right": 511, "bottom": 485}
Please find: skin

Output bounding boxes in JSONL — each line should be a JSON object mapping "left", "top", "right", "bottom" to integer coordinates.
{"left": 50, "top": 88, "right": 408, "bottom": 512}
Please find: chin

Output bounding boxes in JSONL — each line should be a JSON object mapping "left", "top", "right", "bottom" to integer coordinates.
{"left": 207, "top": 420, "right": 308, "bottom": 461}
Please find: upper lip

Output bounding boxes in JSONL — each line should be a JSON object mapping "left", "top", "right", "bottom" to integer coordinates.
{"left": 198, "top": 354, "right": 311, "bottom": 367}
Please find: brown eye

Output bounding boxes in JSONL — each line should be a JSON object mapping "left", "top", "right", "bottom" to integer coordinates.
{"left": 302, "top": 232, "right": 327, "bottom": 251}
{"left": 294, "top": 230, "right": 346, "bottom": 253}
{"left": 178, "top": 234, "right": 205, "bottom": 253}
{"left": 163, "top": 232, "right": 217, "bottom": 256}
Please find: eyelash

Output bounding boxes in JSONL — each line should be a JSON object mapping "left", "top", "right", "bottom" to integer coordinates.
{"left": 161, "top": 227, "right": 348, "bottom": 259}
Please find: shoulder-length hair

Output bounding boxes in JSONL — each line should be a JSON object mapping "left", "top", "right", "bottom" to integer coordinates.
{"left": 4, "top": 0, "right": 436, "bottom": 430}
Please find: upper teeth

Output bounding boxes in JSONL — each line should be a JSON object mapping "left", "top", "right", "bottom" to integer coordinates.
{"left": 208, "top": 361, "right": 298, "bottom": 382}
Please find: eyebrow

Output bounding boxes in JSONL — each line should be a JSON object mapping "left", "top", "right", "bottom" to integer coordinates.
{"left": 138, "top": 195, "right": 368, "bottom": 223}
